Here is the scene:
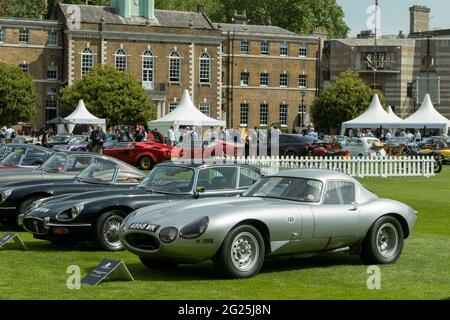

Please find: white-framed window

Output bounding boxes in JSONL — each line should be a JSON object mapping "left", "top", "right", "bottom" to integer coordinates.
{"left": 241, "top": 40, "right": 249, "bottom": 54}
{"left": 241, "top": 72, "right": 249, "bottom": 86}
{"left": 169, "top": 51, "right": 181, "bottom": 83}
{"left": 169, "top": 102, "right": 179, "bottom": 112}
{"left": 142, "top": 50, "right": 154, "bottom": 89}
{"left": 47, "top": 65, "right": 58, "bottom": 80}
{"left": 19, "top": 29, "right": 29, "bottom": 44}
{"left": 199, "top": 102, "right": 211, "bottom": 116}
{"left": 81, "top": 47, "right": 94, "bottom": 76}
{"left": 280, "top": 73, "right": 288, "bottom": 87}
{"left": 280, "top": 104, "right": 288, "bottom": 126}
{"left": 240, "top": 103, "right": 249, "bottom": 126}
{"left": 0, "top": 27, "right": 4, "bottom": 43}
{"left": 115, "top": 48, "right": 128, "bottom": 72}
{"left": 260, "top": 40, "right": 269, "bottom": 55}
{"left": 47, "top": 87, "right": 57, "bottom": 96}
{"left": 299, "top": 42, "right": 308, "bottom": 57}
{"left": 280, "top": 42, "right": 288, "bottom": 56}
{"left": 19, "top": 64, "right": 30, "bottom": 73}
{"left": 299, "top": 74, "right": 308, "bottom": 88}
{"left": 199, "top": 52, "right": 211, "bottom": 84}
{"left": 45, "top": 97, "right": 58, "bottom": 109}
{"left": 48, "top": 30, "right": 57, "bottom": 47}
{"left": 260, "top": 73, "right": 269, "bottom": 86}
{"left": 221, "top": 71, "right": 225, "bottom": 84}
{"left": 260, "top": 103, "right": 268, "bottom": 126}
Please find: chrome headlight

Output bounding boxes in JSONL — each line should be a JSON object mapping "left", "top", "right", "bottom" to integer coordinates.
{"left": 159, "top": 227, "right": 178, "bottom": 243}
{"left": 0, "top": 189, "right": 12, "bottom": 204}
{"left": 27, "top": 199, "right": 43, "bottom": 213}
{"left": 179, "top": 216, "right": 209, "bottom": 240}
{"left": 70, "top": 203, "right": 84, "bottom": 219}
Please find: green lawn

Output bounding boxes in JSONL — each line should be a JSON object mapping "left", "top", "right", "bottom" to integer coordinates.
{"left": 0, "top": 168, "right": 449, "bottom": 300}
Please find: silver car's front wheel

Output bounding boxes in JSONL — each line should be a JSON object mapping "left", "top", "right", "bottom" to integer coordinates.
{"left": 230, "top": 232, "right": 260, "bottom": 272}
{"left": 360, "top": 216, "right": 404, "bottom": 264}
{"left": 214, "top": 225, "right": 265, "bottom": 279}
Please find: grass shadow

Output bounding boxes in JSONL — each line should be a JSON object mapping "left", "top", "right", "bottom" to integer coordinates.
{"left": 21, "top": 240, "right": 101, "bottom": 253}
{"left": 0, "top": 225, "right": 22, "bottom": 232}
{"left": 124, "top": 253, "right": 364, "bottom": 282}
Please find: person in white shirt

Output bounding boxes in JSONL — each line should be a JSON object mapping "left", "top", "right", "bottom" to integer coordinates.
{"left": 406, "top": 130, "right": 414, "bottom": 142}
{"left": 166, "top": 126, "right": 175, "bottom": 146}
{"left": 5, "top": 127, "right": 14, "bottom": 141}
{"left": 414, "top": 130, "right": 421, "bottom": 142}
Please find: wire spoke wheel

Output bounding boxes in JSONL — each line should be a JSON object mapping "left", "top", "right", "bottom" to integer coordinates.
{"left": 102, "top": 215, "right": 124, "bottom": 249}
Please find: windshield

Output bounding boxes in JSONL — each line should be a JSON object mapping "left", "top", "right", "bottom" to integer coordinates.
{"left": 243, "top": 177, "right": 323, "bottom": 203}
{"left": 41, "top": 154, "right": 69, "bottom": 173}
{"left": 77, "top": 159, "right": 117, "bottom": 184}
{"left": 0, "top": 145, "right": 9, "bottom": 159}
{"left": 138, "top": 166, "right": 195, "bottom": 194}
{"left": 0, "top": 147, "right": 26, "bottom": 166}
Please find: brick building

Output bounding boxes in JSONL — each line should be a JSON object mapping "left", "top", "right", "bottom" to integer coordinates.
{"left": 0, "top": 0, "right": 322, "bottom": 131}
{"left": 323, "top": 5, "right": 450, "bottom": 121}
{"left": 217, "top": 13, "right": 323, "bottom": 130}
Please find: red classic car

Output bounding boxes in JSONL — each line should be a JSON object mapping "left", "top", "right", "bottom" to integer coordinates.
{"left": 171, "top": 140, "right": 245, "bottom": 160}
{"left": 103, "top": 141, "right": 173, "bottom": 170}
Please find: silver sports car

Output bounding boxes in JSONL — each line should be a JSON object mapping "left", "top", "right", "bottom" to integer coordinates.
{"left": 120, "top": 169, "right": 417, "bottom": 279}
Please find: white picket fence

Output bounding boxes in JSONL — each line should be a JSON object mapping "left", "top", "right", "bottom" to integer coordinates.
{"left": 206, "top": 156, "right": 436, "bottom": 178}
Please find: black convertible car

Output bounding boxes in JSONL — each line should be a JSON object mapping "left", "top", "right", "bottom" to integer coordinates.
{"left": 0, "top": 152, "right": 100, "bottom": 186}
{"left": 21, "top": 162, "right": 261, "bottom": 251}
{"left": 0, "top": 156, "right": 145, "bottom": 226}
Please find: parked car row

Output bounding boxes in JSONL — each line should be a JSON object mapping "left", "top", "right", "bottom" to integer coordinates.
{"left": 0, "top": 145, "right": 416, "bottom": 278}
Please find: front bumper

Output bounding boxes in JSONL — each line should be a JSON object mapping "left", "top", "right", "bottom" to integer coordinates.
{"left": 0, "top": 207, "right": 16, "bottom": 216}
{"left": 121, "top": 229, "right": 219, "bottom": 264}
{"left": 20, "top": 214, "right": 92, "bottom": 236}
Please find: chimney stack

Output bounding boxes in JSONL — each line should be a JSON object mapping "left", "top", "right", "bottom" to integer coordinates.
{"left": 232, "top": 10, "right": 248, "bottom": 25}
{"left": 409, "top": 5, "right": 430, "bottom": 34}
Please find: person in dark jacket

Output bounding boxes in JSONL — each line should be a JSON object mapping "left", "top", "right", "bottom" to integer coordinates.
{"left": 89, "top": 125, "right": 107, "bottom": 154}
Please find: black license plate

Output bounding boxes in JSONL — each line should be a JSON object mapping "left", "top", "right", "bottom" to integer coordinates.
{"left": 129, "top": 223, "right": 160, "bottom": 233}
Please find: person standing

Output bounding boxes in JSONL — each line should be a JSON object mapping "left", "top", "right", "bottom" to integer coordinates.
{"left": 134, "top": 125, "right": 145, "bottom": 142}
{"left": 90, "top": 125, "right": 106, "bottom": 154}
{"left": 414, "top": 130, "right": 421, "bottom": 142}
{"left": 166, "top": 126, "right": 175, "bottom": 147}
{"left": 41, "top": 127, "right": 53, "bottom": 148}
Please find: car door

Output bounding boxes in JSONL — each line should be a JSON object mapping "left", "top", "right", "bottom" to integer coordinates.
{"left": 311, "top": 180, "right": 360, "bottom": 249}
{"left": 107, "top": 142, "right": 134, "bottom": 163}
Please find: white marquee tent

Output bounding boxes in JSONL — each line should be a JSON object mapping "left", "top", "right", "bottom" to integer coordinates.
{"left": 64, "top": 99, "right": 106, "bottom": 133}
{"left": 149, "top": 90, "right": 226, "bottom": 130}
{"left": 341, "top": 94, "right": 401, "bottom": 133}
{"left": 399, "top": 94, "right": 450, "bottom": 132}
{"left": 387, "top": 106, "right": 403, "bottom": 122}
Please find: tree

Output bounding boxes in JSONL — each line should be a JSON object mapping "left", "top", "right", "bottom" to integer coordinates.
{"left": 1, "top": 0, "right": 46, "bottom": 18}
{"left": 311, "top": 71, "right": 385, "bottom": 133}
{"left": 155, "top": 0, "right": 349, "bottom": 39}
{"left": 0, "top": 63, "right": 37, "bottom": 126}
{"left": 58, "top": 66, "right": 155, "bottom": 126}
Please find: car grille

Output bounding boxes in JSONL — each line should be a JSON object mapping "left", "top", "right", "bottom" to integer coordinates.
{"left": 125, "top": 233, "right": 160, "bottom": 251}
{"left": 23, "top": 218, "right": 47, "bottom": 235}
